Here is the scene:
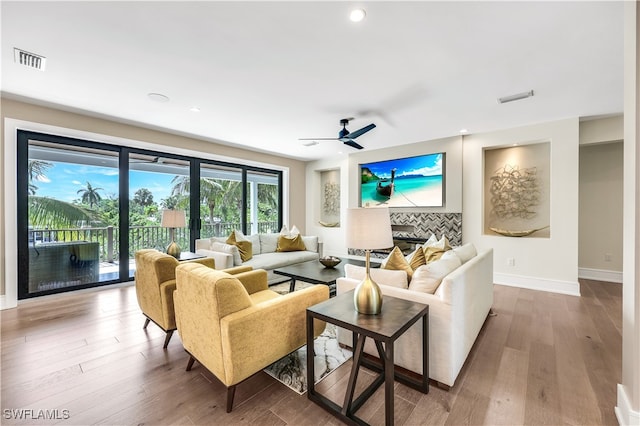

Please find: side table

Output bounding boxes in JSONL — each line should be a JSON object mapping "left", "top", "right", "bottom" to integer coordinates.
{"left": 306, "top": 290, "right": 429, "bottom": 426}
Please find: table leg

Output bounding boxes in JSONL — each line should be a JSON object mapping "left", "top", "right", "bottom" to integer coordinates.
{"left": 306, "top": 311, "right": 315, "bottom": 396}
{"left": 289, "top": 277, "right": 297, "bottom": 293}
{"left": 342, "top": 332, "right": 366, "bottom": 416}
{"left": 384, "top": 340, "right": 395, "bottom": 426}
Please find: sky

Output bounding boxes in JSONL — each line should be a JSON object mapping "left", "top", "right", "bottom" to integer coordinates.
{"left": 361, "top": 152, "right": 443, "bottom": 179}
{"left": 33, "top": 161, "right": 177, "bottom": 203}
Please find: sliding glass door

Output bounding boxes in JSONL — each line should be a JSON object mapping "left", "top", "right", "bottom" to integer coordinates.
{"left": 17, "top": 130, "right": 283, "bottom": 299}
{"left": 128, "top": 152, "right": 191, "bottom": 277}
{"left": 20, "top": 137, "right": 120, "bottom": 298}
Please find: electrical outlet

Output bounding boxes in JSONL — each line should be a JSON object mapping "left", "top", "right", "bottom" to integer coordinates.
{"left": 605, "top": 253, "right": 612, "bottom": 262}
{"left": 507, "top": 258, "right": 515, "bottom": 267}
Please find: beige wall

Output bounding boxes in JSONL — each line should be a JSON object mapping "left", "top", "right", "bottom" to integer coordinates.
{"left": 1, "top": 98, "right": 307, "bottom": 302}
{"left": 579, "top": 142, "right": 623, "bottom": 274}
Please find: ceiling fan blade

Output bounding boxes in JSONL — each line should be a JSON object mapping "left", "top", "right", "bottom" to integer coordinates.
{"left": 346, "top": 123, "right": 376, "bottom": 139}
{"left": 343, "top": 140, "right": 364, "bottom": 150}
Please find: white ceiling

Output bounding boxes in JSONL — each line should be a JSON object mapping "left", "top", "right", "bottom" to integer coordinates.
{"left": 1, "top": 1, "right": 624, "bottom": 161}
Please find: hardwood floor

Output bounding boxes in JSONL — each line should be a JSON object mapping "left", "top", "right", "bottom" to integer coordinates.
{"left": 1, "top": 279, "right": 621, "bottom": 425}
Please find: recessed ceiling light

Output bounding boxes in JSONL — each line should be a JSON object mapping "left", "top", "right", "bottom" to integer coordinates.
{"left": 459, "top": 129, "right": 468, "bottom": 134}
{"left": 190, "top": 106, "right": 201, "bottom": 113}
{"left": 147, "top": 93, "right": 170, "bottom": 103}
{"left": 350, "top": 8, "right": 366, "bottom": 22}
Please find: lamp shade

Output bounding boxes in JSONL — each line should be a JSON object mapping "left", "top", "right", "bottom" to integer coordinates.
{"left": 161, "top": 210, "right": 186, "bottom": 228}
{"left": 345, "top": 207, "right": 393, "bottom": 250}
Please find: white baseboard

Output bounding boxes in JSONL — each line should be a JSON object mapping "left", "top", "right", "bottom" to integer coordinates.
{"left": 494, "top": 272, "right": 581, "bottom": 296}
{"left": 616, "top": 384, "right": 640, "bottom": 426}
{"left": 578, "top": 267, "right": 623, "bottom": 283}
{"left": 0, "top": 295, "right": 17, "bottom": 310}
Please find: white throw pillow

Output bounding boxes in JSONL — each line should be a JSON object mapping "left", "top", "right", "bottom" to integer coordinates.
{"left": 421, "top": 234, "right": 438, "bottom": 249}
{"left": 409, "top": 255, "right": 462, "bottom": 294}
{"left": 260, "top": 233, "right": 280, "bottom": 254}
{"left": 344, "top": 264, "right": 408, "bottom": 289}
{"left": 211, "top": 242, "right": 242, "bottom": 266}
{"left": 453, "top": 243, "right": 477, "bottom": 264}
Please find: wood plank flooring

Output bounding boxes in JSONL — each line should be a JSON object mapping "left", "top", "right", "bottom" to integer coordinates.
{"left": 1, "top": 279, "right": 621, "bottom": 425}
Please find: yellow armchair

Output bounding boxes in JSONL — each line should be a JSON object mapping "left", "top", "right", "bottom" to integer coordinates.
{"left": 174, "top": 263, "right": 329, "bottom": 412}
{"left": 134, "top": 249, "right": 251, "bottom": 348}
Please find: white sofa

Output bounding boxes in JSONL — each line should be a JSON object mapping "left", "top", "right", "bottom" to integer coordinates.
{"left": 195, "top": 233, "right": 321, "bottom": 271}
{"left": 336, "top": 247, "right": 493, "bottom": 388}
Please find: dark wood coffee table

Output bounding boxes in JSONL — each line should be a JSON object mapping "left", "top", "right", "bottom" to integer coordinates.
{"left": 306, "top": 290, "right": 429, "bottom": 425}
{"left": 273, "top": 258, "right": 374, "bottom": 296}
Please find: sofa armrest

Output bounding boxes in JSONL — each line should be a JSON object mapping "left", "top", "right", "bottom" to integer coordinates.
{"left": 219, "top": 285, "right": 329, "bottom": 384}
{"left": 233, "top": 269, "right": 269, "bottom": 294}
{"left": 196, "top": 248, "right": 233, "bottom": 269}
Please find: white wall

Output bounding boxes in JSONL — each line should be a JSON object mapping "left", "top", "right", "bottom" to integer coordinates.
{"left": 617, "top": 1, "right": 640, "bottom": 423}
{"left": 462, "top": 118, "right": 580, "bottom": 296}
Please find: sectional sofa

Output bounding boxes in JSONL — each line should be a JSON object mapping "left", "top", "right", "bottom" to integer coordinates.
{"left": 336, "top": 245, "right": 494, "bottom": 388}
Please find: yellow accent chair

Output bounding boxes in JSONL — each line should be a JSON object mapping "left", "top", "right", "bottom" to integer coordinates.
{"left": 134, "top": 249, "right": 250, "bottom": 348}
{"left": 174, "top": 263, "right": 329, "bottom": 412}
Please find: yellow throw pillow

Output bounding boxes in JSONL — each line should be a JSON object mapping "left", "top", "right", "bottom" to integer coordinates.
{"left": 226, "top": 231, "right": 253, "bottom": 262}
{"left": 383, "top": 246, "right": 414, "bottom": 279}
{"left": 422, "top": 235, "right": 452, "bottom": 263}
{"left": 408, "top": 247, "right": 427, "bottom": 270}
{"left": 235, "top": 240, "right": 253, "bottom": 262}
{"left": 276, "top": 234, "right": 306, "bottom": 252}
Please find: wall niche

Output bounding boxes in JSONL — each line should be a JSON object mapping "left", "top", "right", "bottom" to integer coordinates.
{"left": 319, "top": 169, "right": 340, "bottom": 227}
{"left": 484, "top": 142, "right": 550, "bottom": 238}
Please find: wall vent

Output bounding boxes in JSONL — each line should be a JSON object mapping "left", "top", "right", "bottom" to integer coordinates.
{"left": 14, "top": 48, "right": 46, "bottom": 71}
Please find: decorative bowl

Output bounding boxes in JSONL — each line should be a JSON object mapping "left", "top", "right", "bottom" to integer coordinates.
{"left": 319, "top": 256, "right": 341, "bottom": 268}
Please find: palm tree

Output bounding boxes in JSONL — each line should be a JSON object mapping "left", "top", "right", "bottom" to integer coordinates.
{"left": 77, "top": 181, "right": 103, "bottom": 209}
{"left": 27, "top": 159, "right": 52, "bottom": 195}
{"left": 171, "top": 176, "right": 224, "bottom": 225}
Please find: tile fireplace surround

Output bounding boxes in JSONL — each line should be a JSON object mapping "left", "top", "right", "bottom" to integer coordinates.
{"left": 349, "top": 212, "right": 462, "bottom": 258}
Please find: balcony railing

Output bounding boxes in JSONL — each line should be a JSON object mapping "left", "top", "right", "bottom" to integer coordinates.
{"left": 28, "top": 221, "right": 279, "bottom": 262}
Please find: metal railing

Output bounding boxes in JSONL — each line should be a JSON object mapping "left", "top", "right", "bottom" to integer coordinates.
{"left": 28, "top": 221, "right": 280, "bottom": 262}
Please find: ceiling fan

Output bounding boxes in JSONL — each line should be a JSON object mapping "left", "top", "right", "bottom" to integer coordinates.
{"left": 299, "top": 118, "right": 376, "bottom": 150}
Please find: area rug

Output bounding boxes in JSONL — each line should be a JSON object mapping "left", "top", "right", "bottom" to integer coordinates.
{"left": 263, "top": 323, "right": 352, "bottom": 395}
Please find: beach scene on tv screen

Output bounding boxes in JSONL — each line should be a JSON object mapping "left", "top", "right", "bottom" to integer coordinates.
{"left": 360, "top": 153, "right": 443, "bottom": 207}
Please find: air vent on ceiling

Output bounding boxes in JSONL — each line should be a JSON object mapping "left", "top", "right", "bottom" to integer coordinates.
{"left": 14, "top": 48, "right": 46, "bottom": 71}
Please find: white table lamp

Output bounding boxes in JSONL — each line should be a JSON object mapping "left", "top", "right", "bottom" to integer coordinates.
{"left": 161, "top": 209, "right": 186, "bottom": 258}
{"left": 346, "top": 207, "right": 394, "bottom": 314}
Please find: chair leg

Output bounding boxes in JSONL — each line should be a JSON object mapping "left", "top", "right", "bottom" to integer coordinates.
{"left": 186, "top": 355, "right": 196, "bottom": 371}
{"left": 226, "top": 385, "right": 236, "bottom": 413}
{"left": 163, "top": 330, "right": 174, "bottom": 349}
{"left": 143, "top": 318, "right": 151, "bottom": 329}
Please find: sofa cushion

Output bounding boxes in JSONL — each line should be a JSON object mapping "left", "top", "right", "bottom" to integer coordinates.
{"left": 211, "top": 242, "right": 242, "bottom": 266}
{"left": 243, "top": 250, "right": 319, "bottom": 270}
{"left": 276, "top": 234, "right": 306, "bottom": 252}
{"left": 301, "top": 236, "right": 318, "bottom": 253}
{"left": 453, "top": 243, "right": 477, "bottom": 264}
{"left": 260, "top": 233, "right": 279, "bottom": 254}
{"left": 344, "top": 264, "right": 408, "bottom": 289}
{"left": 409, "top": 255, "right": 461, "bottom": 294}
{"left": 423, "top": 236, "right": 452, "bottom": 263}
{"left": 247, "top": 234, "right": 261, "bottom": 255}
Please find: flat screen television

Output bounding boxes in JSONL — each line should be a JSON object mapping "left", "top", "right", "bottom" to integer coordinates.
{"left": 360, "top": 152, "right": 444, "bottom": 207}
